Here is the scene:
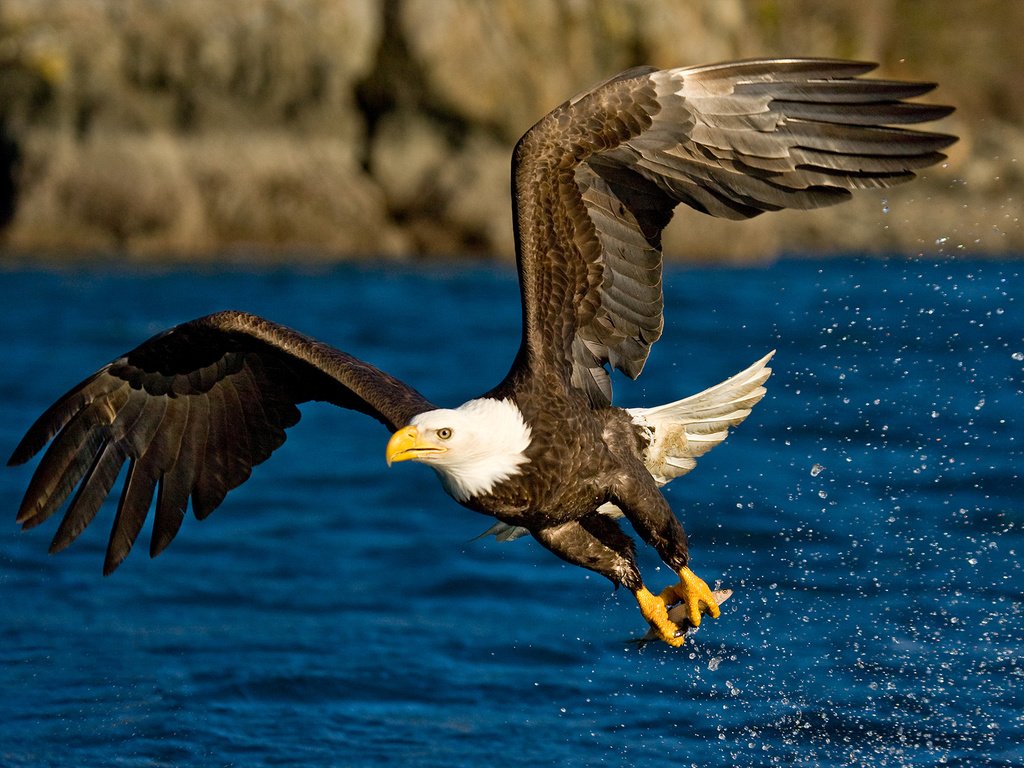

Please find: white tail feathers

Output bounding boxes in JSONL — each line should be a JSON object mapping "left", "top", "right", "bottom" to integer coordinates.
{"left": 627, "top": 351, "right": 774, "bottom": 485}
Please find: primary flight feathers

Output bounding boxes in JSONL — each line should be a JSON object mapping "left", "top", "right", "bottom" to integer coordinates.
{"left": 10, "top": 313, "right": 435, "bottom": 574}
{"left": 511, "top": 58, "right": 952, "bottom": 404}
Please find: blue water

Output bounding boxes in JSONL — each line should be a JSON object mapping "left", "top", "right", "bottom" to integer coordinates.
{"left": 1, "top": 256, "right": 1021, "bottom": 767}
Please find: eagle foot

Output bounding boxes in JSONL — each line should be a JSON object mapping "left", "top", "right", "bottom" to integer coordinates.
{"left": 657, "top": 566, "right": 721, "bottom": 628}
{"left": 634, "top": 586, "right": 687, "bottom": 647}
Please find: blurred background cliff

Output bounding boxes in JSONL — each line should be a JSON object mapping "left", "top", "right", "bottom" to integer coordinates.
{"left": 0, "top": 0, "right": 1018, "bottom": 263}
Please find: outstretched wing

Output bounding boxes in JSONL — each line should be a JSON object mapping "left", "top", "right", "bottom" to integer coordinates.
{"left": 510, "top": 58, "right": 956, "bottom": 405}
{"left": 8, "top": 310, "right": 435, "bottom": 573}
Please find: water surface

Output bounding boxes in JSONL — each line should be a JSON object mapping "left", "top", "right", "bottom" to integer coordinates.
{"left": 1, "top": 256, "right": 1021, "bottom": 767}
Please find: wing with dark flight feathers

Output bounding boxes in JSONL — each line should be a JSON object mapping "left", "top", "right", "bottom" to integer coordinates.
{"left": 7, "top": 310, "right": 435, "bottom": 573}
{"left": 510, "top": 58, "right": 956, "bottom": 405}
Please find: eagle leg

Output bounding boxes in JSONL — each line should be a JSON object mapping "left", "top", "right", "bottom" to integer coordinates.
{"left": 633, "top": 585, "right": 687, "bottom": 647}
{"left": 657, "top": 566, "right": 721, "bottom": 628}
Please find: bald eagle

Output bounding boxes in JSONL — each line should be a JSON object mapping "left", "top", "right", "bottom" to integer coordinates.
{"left": 8, "top": 59, "right": 954, "bottom": 647}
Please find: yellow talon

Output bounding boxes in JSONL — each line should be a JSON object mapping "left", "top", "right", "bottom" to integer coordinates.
{"left": 634, "top": 586, "right": 686, "bottom": 647}
{"left": 658, "top": 566, "right": 721, "bottom": 628}
{"left": 633, "top": 568, "right": 723, "bottom": 647}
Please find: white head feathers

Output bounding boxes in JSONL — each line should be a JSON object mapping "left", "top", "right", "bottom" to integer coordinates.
{"left": 409, "top": 398, "right": 532, "bottom": 502}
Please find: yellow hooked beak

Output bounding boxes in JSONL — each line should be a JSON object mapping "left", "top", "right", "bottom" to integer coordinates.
{"left": 385, "top": 425, "right": 447, "bottom": 466}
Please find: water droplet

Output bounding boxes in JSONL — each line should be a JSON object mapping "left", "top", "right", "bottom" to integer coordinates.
{"left": 810, "top": 463, "right": 825, "bottom": 477}
{"left": 1012, "top": 352, "right": 1024, "bottom": 361}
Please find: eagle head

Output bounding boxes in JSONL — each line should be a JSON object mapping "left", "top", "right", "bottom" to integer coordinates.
{"left": 385, "top": 397, "right": 532, "bottom": 502}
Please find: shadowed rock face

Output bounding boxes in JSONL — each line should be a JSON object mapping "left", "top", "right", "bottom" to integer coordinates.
{"left": 0, "top": 127, "right": 19, "bottom": 229}
{"left": 0, "top": 0, "right": 1017, "bottom": 261}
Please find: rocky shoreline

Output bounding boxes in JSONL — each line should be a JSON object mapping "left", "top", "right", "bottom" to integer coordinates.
{"left": 1, "top": 0, "right": 1019, "bottom": 262}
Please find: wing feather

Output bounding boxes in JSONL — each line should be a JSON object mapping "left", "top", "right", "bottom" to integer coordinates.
{"left": 106, "top": 458, "right": 155, "bottom": 574}
{"left": 151, "top": 395, "right": 198, "bottom": 558}
{"left": 192, "top": 387, "right": 229, "bottom": 521}
{"left": 509, "top": 58, "right": 955, "bottom": 404}
{"left": 50, "top": 439, "right": 126, "bottom": 553}
{"left": 9, "top": 310, "right": 435, "bottom": 571}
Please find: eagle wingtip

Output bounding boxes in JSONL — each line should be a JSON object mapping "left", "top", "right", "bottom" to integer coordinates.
{"left": 7, "top": 438, "right": 38, "bottom": 467}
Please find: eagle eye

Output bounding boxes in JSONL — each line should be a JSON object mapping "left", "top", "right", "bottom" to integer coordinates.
{"left": 437, "top": 428, "right": 453, "bottom": 440}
